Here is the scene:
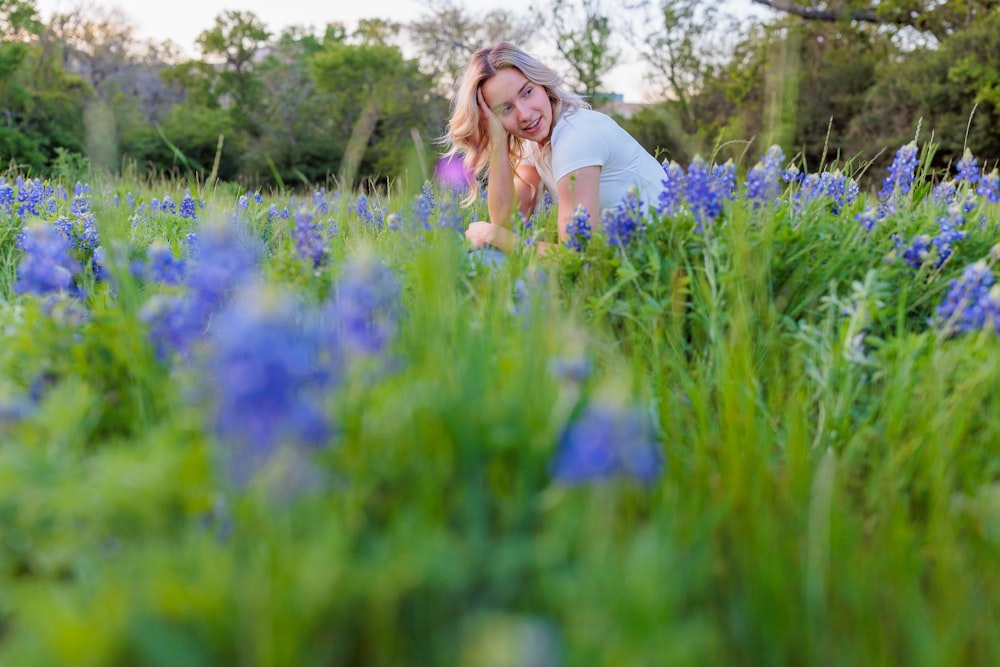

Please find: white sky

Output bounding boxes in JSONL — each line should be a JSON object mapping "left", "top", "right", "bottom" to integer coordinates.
{"left": 33, "top": 0, "right": 769, "bottom": 102}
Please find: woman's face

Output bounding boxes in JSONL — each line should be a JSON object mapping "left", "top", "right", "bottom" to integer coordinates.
{"left": 481, "top": 68, "right": 553, "bottom": 144}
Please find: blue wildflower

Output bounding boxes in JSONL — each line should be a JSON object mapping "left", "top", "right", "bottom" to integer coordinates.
{"left": 292, "top": 208, "right": 328, "bottom": 268}
{"left": 977, "top": 171, "right": 999, "bottom": 203}
{"left": 936, "top": 260, "right": 995, "bottom": 333}
{"left": 356, "top": 195, "right": 374, "bottom": 224}
{"left": 313, "top": 189, "right": 329, "bottom": 214}
{"left": 601, "top": 189, "right": 645, "bottom": 247}
{"left": 205, "top": 287, "right": 339, "bottom": 486}
{"left": 415, "top": 182, "right": 436, "bottom": 230}
{"left": 745, "top": 145, "right": 786, "bottom": 207}
{"left": 955, "top": 149, "right": 980, "bottom": 184}
{"left": 657, "top": 160, "right": 686, "bottom": 216}
{"left": 145, "top": 241, "right": 186, "bottom": 285}
{"left": 330, "top": 252, "right": 401, "bottom": 356}
{"left": 14, "top": 222, "right": 83, "bottom": 296}
{"left": 879, "top": 142, "right": 919, "bottom": 202}
{"left": 551, "top": 402, "right": 663, "bottom": 485}
{"left": 180, "top": 190, "right": 197, "bottom": 220}
{"left": 565, "top": 204, "right": 591, "bottom": 251}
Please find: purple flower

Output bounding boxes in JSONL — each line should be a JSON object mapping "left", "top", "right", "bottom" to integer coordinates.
{"left": 180, "top": 190, "right": 198, "bottom": 220}
{"left": 145, "top": 241, "right": 186, "bottom": 285}
{"left": 414, "top": 182, "right": 436, "bottom": 230}
{"left": 745, "top": 145, "right": 786, "bottom": 207}
{"left": 978, "top": 171, "right": 999, "bottom": 203}
{"left": 14, "top": 222, "right": 83, "bottom": 296}
{"left": 551, "top": 402, "right": 663, "bottom": 485}
{"left": 955, "top": 149, "right": 980, "bottom": 184}
{"left": 600, "top": 189, "right": 645, "bottom": 247}
{"left": 293, "top": 208, "right": 328, "bottom": 268}
{"left": 936, "top": 260, "right": 996, "bottom": 333}
{"left": 205, "top": 288, "right": 339, "bottom": 486}
{"left": 434, "top": 155, "right": 473, "bottom": 192}
{"left": 565, "top": 204, "right": 591, "bottom": 251}
{"left": 657, "top": 161, "right": 686, "bottom": 217}
{"left": 879, "top": 142, "right": 919, "bottom": 202}
{"left": 330, "top": 252, "right": 401, "bottom": 355}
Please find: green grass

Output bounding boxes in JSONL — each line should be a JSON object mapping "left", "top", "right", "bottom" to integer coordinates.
{"left": 0, "top": 162, "right": 998, "bottom": 666}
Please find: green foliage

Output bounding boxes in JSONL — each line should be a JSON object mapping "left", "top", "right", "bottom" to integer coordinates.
{"left": 1, "top": 160, "right": 1000, "bottom": 665}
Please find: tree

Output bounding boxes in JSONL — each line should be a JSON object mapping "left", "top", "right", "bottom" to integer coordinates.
{"left": 544, "top": 0, "right": 620, "bottom": 101}
{"left": 195, "top": 10, "right": 271, "bottom": 135}
{"left": 751, "top": 0, "right": 1000, "bottom": 42}
{"left": 406, "top": 0, "right": 540, "bottom": 95}
{"left": 310, "top": 39, "right": 444, "bottom": 187}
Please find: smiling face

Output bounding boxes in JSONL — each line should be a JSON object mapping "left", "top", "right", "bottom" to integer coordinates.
{"left": 480, "top": 67, "right": 554, "bottom": 145}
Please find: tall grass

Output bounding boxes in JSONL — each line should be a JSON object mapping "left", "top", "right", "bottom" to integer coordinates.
{"left": 0, "top": 145, "right": 998, "bottom": 665}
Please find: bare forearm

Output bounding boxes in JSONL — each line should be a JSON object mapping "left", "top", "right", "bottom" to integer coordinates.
{"left": 486, "top": 144, "right": 517, "bottom": 228}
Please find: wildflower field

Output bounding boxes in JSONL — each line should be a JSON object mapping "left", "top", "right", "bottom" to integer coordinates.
{"left": 2, "top": 140, "right": 1000, "bottom": 666}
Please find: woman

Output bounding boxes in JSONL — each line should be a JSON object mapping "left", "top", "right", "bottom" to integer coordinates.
{"left": 444, "top": 42, "right": 667, "bottom": 253}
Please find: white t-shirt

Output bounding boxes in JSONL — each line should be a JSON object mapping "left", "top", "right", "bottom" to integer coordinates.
{"left": 523, "top": 108, "right": 667, "bottom": 213}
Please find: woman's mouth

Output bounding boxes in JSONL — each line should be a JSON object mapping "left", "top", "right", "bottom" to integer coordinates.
{"left": 524, "top": 118, "right": 542, "bottom": 134}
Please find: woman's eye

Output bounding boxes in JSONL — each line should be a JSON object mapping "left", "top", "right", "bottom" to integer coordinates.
{"left": 523, "top": 87, "right": 533, "bottom": 97}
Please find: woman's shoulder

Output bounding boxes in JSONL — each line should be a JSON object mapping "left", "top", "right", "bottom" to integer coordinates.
{"left": 555, "top": 108, "right": 618, "bottom": 135}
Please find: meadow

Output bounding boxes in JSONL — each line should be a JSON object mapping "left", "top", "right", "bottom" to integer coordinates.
{"left": 1, "top": 139, "right": 999, "bottom": 666}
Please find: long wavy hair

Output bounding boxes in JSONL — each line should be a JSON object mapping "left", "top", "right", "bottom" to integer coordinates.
{"left": 443, "top": 42, "right": 588, "bottom": 205}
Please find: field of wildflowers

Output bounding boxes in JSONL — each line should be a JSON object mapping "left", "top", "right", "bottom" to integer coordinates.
{"left": 1, "top": 139, "right": 999, "bottom": 665}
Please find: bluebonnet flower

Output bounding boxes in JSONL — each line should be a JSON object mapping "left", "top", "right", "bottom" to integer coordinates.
{"left": 330, "top": 252, "right": 401, "bottom": 356}
{"left": 795, "top": 170, "right": 858, "bottom": 215}
{"left": 70, "top": 191, "right": 90, "bottom": 216}
{"left": 565, "top": 204, "right": 591, "bottom": 251}
{"left": 685, "top": 156, "right": 730, "bottom": 229}
{"left": 292, "top": 208, "right": 328, "bottom": 268}
{"left": 977, "top": 171, "right": 999, "bottom": 203}
{"left": 936, "top": 260, "right": 996, "bottom": 333}
{"left": 543, "top": 190, "right": 554, "bottom": 215}
{"left": 76, "top": 213, "right": 100, "bottom": 251}
{"left": 657, "top": 160, "right": 686, "bottom": 216}
{"left": 356, "top": 194, "right": 374, "bottom": 224}
{"left": 931, "top": 180, "right": 957, "bottom": 205}
{"left": 551, "top": 402, "right": 663, "bottom": 485}
{"left": 253, "top": 192, "right": 263, "bottom": 204}
{"left": 145, "top": 241, "right": 186, "bottom": 284}
{"left": 601, "top": 189, "right": 645, "bottom": 247}
{"left": 14, "top": 222, "right": 83, "bottom": 296}
{"left": 180, "top": 190, "right": 197, "bottom": 220}
{"left": 414, "top": 182, "right": 435, "bottom": 230}
{"left": 205, "top": 287, "right": 339, "bottom": 486}
{"left": 899, "top": 233, "right": 932, "bottom": 268}
{"left": 125, "top": 192, "right": 135, "bottom": 209}
{"left": 855, "top": 207, "right": 881, "bottom": 231}
{"left": 436, "top": 192, "right": 465, "bottom": 232}
{"left": 879, "top": 142, "right": 920, "bottom": 201}
{"left": 313, "top": 189, "right": 329, "bottom": 214}
{"left": 142, "top": 222, "right": 261, "bottom": 358}
{"left": 745, "top": 145, "right": 786, "bottom": 207}
{"left": 783, "top": 163, "right": 803, "bottom": 183}
{"left": 237, "top": 194, "right": 249, "bottom": 211}
{"left": 15, "top": 178, "right": 52, "bottom": 219}
{"left": 160, "top": 194, "right": 177, "bottom": 215}
{"left": 955, "top": 149, "right": 980, "bottom": 184}
{"left": 0, "top": 180, "right": 14, "bottom": 212}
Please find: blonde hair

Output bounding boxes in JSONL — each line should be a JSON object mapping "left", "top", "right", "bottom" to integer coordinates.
{"left": 443, "top": 42, "right": 588, "bottom": 205}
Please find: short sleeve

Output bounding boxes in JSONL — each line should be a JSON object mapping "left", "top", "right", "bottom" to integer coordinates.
{"left": 551, "top": 112, "right": 610, "bottom": 182}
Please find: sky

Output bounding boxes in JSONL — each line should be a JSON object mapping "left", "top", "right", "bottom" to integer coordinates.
{"left": 33, "top": 0, "right": 769, "bottom": 102}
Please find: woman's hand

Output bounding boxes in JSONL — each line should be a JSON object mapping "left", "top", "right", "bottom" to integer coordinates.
{"left": 466, "top": 221, "right": 516, "bottom": 254}
{"left": 466, "top": 220, "right": 498, "bottom": 248}
{"left": 478, "top": 87, "right": 507, "bottom": 146}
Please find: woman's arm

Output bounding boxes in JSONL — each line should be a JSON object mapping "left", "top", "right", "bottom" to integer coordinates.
{"left": 555, "top": 166, "right": 601, "bottom": 242}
